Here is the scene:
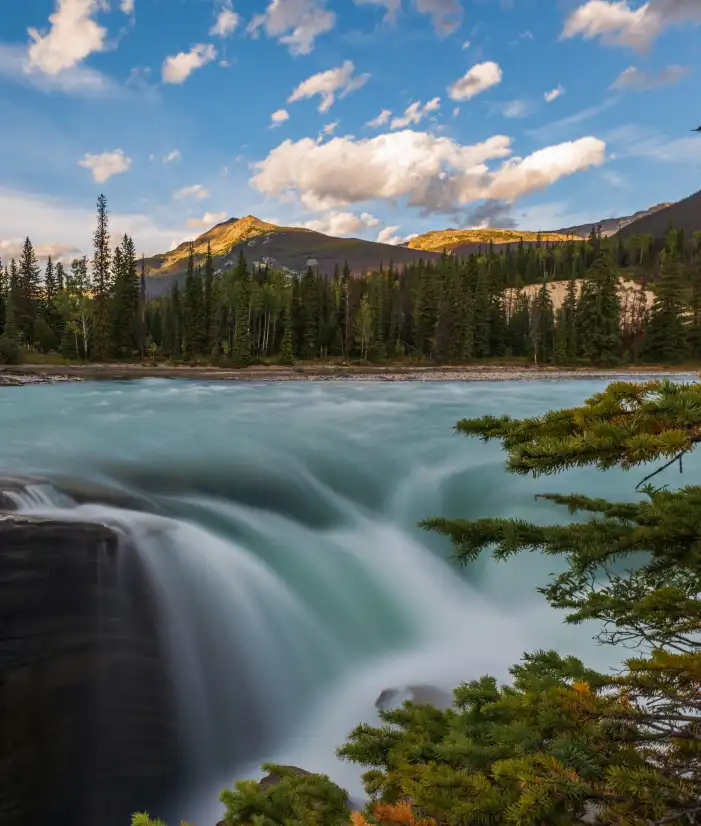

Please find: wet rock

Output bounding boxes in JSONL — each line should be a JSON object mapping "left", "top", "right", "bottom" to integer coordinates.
{"left": 376, "top": 683, "right": 452, "bottom": 711}
{"left": 0, "top": 369, "right": 81, "bottom": 386}
{"left": 0, "top": 514, "right": 178, "bottom": 826}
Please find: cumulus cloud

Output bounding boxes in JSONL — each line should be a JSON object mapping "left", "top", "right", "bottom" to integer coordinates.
{"left": 26, "top": 0, "right": 109, "bottom": 75}
{"left": 120, "top": 0, "right": 135, "bottom": 14}
{"left": 173, "top": 184, "right": 210, "bottom": 201}
{"left": 186, "top": 211, "right": 228, "bottom": 229}
{"left": 250, "top": 129, "right": 606, "bottom": 214}
{"left": 271, "top": 108, "right": 290, "bottom": 126}
{"left": 561, "top": 0, "right": 701, "bottom": 51}
{"left": 464, "top": 199, "right": 517, "bottom": 229}
{"left": 376, "top": 225, "right": 418, "bottom": 245}
{"left": 610, "top": 64, "right": 687, "bottom": 91}
{"left": 352, "top": 0, "right": 462, "bottom": 33}
{"left": 246, "top": 0, "right": 335, "bottom": 55}
{"left": 544, "top": 85, "right": 565, "bottom": 102}
{"left": 414, "top": 0, "right": 463, "bottom": 34}
{"left": 77, "top": 149, "right": 132, "bottom": 183}
{"left": 162, "top": 43, "right": 217, "bottom": 84}
{"left": 390, "top": 98, "right": 440, "bottom": 129}
{"left": 366, "top": 108, "right": 392, "bottom": 128}
{"left": 210, "top": 2, "right": 240, "bottom": 36}
{"left": 0, "top": 42, "right": 120, "bottom": 98}
{"left": 298, "top": 210, "right": 380, "bottom": 236}
{"left": 0, "top": 239, "right": 80, "bottom": 263}
{"left": 448, "top": 61, "right": 502, "bottom": 101}
{"left": 288, "top": 61, "right": 370, "bottom": 112}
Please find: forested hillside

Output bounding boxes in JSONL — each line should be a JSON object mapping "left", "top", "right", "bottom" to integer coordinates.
{"left": 1, "top": 197, "right": 700, "bottom": 368}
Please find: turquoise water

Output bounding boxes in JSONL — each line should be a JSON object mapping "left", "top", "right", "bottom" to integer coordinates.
{"left": 2, "top": 378, "right": 693, "bottom": 821}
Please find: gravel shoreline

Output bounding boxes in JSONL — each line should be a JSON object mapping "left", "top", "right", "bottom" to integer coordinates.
{"left": 1, "top": 364, "right": 698, "bottom": 384}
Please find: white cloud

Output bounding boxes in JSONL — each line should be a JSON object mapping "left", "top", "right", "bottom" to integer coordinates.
{"left": 246, "top": 0, "right": 336, "bottom": 55}
{"left": 527, "top": 98, "right": 617, "bottom": 139}
{"left": 173, "top": 184, "right": 210, "bottom": 201}
{"left": 271, "top": 108, "right": 290, "bottom": 126}
{"left": 0, "top": 186, "right": 187, "bottom": 259}
{"left": 493, "top": 99, "right": 532, "bottom": 118}
{"left": 366, "top": 108, "right": 392, "bottom": 128}
{"left": 288, "top": 61, "right": 370, "bottom": 112}
{"left": 352, "top": 0, "right": 462, "bottom": 34}
{"left": 210, "top": 4, "right": 240, "bottom": 37}
{"left": 186, "top": 211, "right": 229, "bottom": 229}
{"left": 353, "top": 0, "right": 403, "bottom": 24}
{"left": 561, "top": 0, "right": 701, "bottom": 51}
{"left": 26, "top": 0, "right": 109, "bottom": 75}
{"left": 250, "top": 129, "right": 606, "bottom": 214}
{"left": 452, "top": 106, "right": 460, "bottom": 117}
{"left": 322, "top": 121, "right": 338, "bottom": 135}
{"left": 298, "top": 210, "right": 380, "bottom": 236}
{"left": 0, "top": 42, "right": 120, "bottom": 98}
{"left": 376, "top": 225, "right": 417, "bottom": 245}
{"left": 77, "top": 149, "right": 132, "bottom": 183}
{"left": 0, "top": 240, "right": 80, "bottom": 263}
{"left": 163, "top": 149, "right": 181, "bottom": 163}
{"left": 414, "top": 0, "right": 463, "bottom": 34}
{"left": 610, "top": 64, "right": 687, "bottom": 91}
{"left": 448, "top": 61, "right": 502, "bottom": 101}
{"left": 120, "top": 0, "right": 135, "bottom": 14}
{"left": 544, "top": 85, "right": 564, "bottom": 102}
{"left": 162, "top": 43, "right": 217, "bottom": 84}
{"left": 462, "top": 39, "right": 471, "bottom": 49}
{"left": 390, "top": 97, "right": 440, "bottom": 129}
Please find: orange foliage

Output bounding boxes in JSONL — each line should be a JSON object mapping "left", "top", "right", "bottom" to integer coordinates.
{"left": 351, "top": 801, "right": 436, "bottom": 826}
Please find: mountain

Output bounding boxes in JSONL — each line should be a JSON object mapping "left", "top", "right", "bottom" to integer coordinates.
{"left": 616, "top": 189, "right": 701, "bottom": 241}
{"left": 554, "top": 202, "right": 673, "bottom": 239}
{"left": 143, "top": 215, "right": 440, "bottom": 295}
{"left": 407, "top": 227, "right": 575, "bottom": 253}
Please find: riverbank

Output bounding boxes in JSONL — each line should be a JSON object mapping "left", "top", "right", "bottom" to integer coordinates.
{"left": 3, "top": 363, "right": 699, "bottom": 383}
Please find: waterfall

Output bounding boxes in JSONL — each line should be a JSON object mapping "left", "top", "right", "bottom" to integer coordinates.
{"left": 1, "top": 379, "right": 649, "bottom": 824}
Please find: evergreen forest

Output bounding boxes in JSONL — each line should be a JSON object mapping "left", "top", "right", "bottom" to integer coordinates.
{"left": 1, "top": 194, "right": 701, "bottom": 368}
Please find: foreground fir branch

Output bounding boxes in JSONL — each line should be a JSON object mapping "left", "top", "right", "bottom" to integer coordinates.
{"left": 134, "top": 379, "right": 701, "bottom": 825}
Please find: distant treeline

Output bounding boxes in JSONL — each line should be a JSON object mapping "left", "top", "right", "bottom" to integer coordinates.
{"left": 1, "top": 195, "right": 701, "bottom": 366}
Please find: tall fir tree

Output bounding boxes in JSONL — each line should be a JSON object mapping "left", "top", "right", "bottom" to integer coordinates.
{"left": 642, "top": 248, "right": 689, "bottom": 363}
{"left": 16, "top": 237, "right": 41, "bottom": 343}
{"left": 91, "top": 193, "right": 112, "bottom": 360}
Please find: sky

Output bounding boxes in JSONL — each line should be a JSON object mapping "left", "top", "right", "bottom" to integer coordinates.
{"left": 0, "top": 0, "right": 700, "bottom": 262}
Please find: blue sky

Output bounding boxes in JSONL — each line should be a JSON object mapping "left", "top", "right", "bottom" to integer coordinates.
{"left": 0, "top": 0, "right": 700, "bottom": 260}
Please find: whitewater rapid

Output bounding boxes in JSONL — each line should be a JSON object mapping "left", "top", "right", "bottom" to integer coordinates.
{"left": 3, "top": 378, "right": 685, "bottom": 823}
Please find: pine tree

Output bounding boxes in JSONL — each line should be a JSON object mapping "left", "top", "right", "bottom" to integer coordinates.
{"left": 111, "top": 234, "right": 140, "bottom": 358}
{"left": 642, "top": 249, "right": 689, "bottom": 363}
{"left": 91, "top": 193, "right": 112, "bottom": 360}
{"left": 279, "top": 302, "right": 294, "bottom": 365}
{"left": 16, "top": 237, "right": 41, "bottom": 343}
{"left": 576, "top": 251, "right": 622, "bottom": 366}
{"left": 530, "top": 282, "right": 555, "bottom": 365}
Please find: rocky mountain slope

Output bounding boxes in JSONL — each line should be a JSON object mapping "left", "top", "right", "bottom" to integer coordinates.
{"left": 143, "top": 215, "right": 440, "bottom": 295}
{"left": 407, "top": 228, "right": 575, "bottom": 253}
{"left": 554, "top": 202, "right": 673, "bottom": 239}
{"left": 616, "top": 189, "right": 701, "bottom": 241}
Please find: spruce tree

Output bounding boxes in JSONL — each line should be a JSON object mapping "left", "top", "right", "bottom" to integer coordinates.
{"left": 17, "top": 237, "right": 41, "bottom": 343}
{"left": 576, "top": 251, "right": 622, "bottom": 366}
{"left": 279, "top": 302, "right": 294, "bottom": 365}
{"left": 91, "top": 194, "right": 112, "bottom": 359}
{"left": 642, "top": 249, "right": 689, "bottom": 363}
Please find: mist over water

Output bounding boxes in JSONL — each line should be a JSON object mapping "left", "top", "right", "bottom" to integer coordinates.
{"left": 2, "top": 378, "right": 694, "bottom": 824}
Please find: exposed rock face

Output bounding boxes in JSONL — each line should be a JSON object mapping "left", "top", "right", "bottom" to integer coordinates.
{"left": 0, "top": 514, "right": 178, "bottom": 826}
{"left": 376, "top": 683, "right": 452, "bottom": 711}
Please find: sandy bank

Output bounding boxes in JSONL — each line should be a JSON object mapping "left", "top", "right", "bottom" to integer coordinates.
{"left": 4, "top": 363, "right": 698, "bottom": 383}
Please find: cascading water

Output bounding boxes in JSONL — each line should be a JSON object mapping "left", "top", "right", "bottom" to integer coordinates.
{"left": 1, "top": 378, "right": 692, "bottom": 824}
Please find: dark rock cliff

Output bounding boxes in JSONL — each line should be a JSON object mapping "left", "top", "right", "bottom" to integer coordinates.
{"left": 0, "top": 514, "right": 179, "bottom": 826}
